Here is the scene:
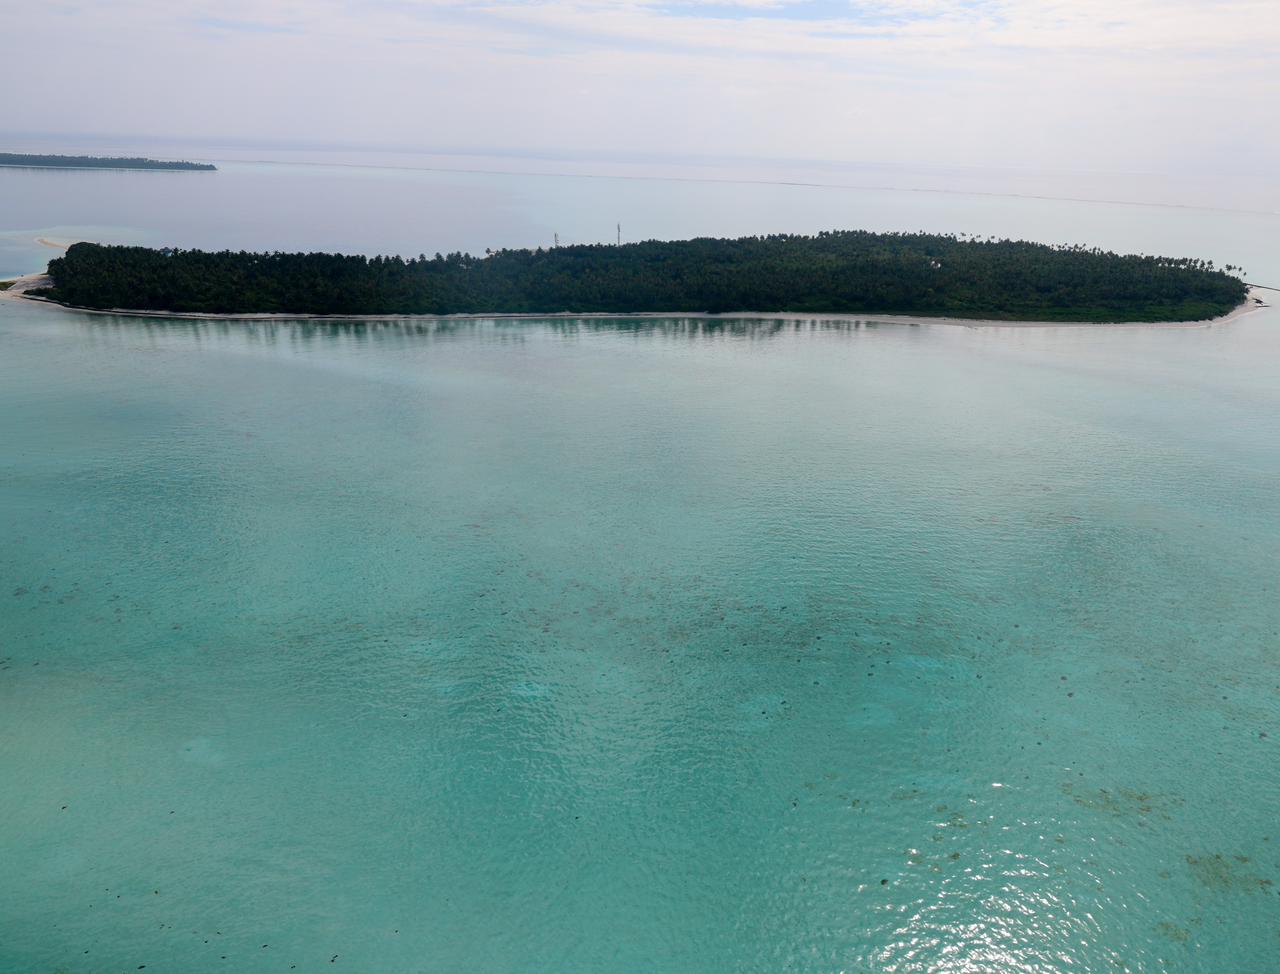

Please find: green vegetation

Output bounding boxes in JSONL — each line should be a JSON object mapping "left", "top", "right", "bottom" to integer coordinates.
{"left": 0, "top": 153, "right": 215, "bottom": 171}
{"left": 0, "top": 281, "right": 13, "bottom": 291}
{"left": 41, "top": 233, "right": 1246, "bottom": 321}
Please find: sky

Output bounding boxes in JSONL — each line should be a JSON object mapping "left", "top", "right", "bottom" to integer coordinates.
{"left": 3, "top": 0, "right": 1277, "bottom": 178}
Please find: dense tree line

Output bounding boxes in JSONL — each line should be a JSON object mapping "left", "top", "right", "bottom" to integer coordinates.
{"left": 40, "top": 232, "right": 1247, "bottom": 321}
{"left": 0, "top": 153, "right": 215, "bottom": 171}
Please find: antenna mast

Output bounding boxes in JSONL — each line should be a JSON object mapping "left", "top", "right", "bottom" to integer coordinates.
{"left": 617, "top": 223, "right": 621, "bottom": 246}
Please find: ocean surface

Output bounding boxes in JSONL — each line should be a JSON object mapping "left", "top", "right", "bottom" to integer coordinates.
{"left": 1, "top": 157, "right": 1278, "bottom": 973}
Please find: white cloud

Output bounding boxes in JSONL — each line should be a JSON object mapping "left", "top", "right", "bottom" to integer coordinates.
{"left": 1, "top": 0, "right": 1276, "bottom": 177}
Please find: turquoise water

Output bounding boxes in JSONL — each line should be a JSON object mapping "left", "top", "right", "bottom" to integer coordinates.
{"left": 2, "top": 302, "right": 1278, "bottom": 973}
{"left": 2, "top": 160, "right": 1280, "bottom": 971}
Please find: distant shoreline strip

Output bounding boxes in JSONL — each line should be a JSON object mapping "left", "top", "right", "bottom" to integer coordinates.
{"left": 0, "top": 153, "right": 215, "bottom": 172}
{"left": 0, "top": 164, "right": 215, "bottom": 172}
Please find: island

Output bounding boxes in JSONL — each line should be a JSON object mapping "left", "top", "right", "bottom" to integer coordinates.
{"left": 29, "top": 232, "right": 1247, "bottom": 321}
{"left": 0, "top": 153, "right": 215, "bottom": 171}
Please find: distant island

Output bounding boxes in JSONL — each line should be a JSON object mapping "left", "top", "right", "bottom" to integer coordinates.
{"left": 33, "top": 233, "right": 1247, "bottom": 321}
{"left": 0, "top": 153, "right": 215, "bottom": 171}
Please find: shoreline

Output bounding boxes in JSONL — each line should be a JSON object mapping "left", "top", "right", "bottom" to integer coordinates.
{"left": 0, "top": 165, "right": 213, "bottom": 172}
{"left": 0, "top": 272, "right": 1266, "bottom": 329}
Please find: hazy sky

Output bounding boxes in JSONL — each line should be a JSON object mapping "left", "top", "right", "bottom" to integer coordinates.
{"left": 4, "top": 0, "right": 1277, "bottom": 175}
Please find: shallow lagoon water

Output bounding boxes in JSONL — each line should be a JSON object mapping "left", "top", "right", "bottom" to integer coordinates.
{"left": 2, "top": 299, "right": 1278, "bottom": 973}
{"left": 3, "top": 157, "right": 1280, "bottom": 972}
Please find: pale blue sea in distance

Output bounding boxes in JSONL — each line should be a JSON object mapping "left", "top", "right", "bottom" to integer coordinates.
{"left": 1, "top": 154, "right": 1278, "bottom": 973}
